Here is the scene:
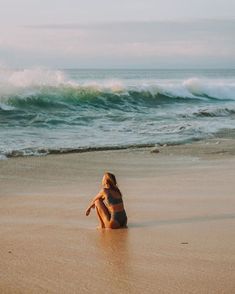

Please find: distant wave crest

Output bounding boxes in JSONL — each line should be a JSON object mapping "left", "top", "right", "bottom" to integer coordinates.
{"left": 0, "top": 68, "right": 235, "bottom": 112}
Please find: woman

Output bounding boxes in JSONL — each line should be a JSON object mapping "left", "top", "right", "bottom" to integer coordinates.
{"left": 85, "top": 172, "right": 127, "bottom": 229}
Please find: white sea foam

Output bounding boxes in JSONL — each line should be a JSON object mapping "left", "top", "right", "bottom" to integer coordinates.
{"left": 0, "top": 68, "right": 235, "bottom": 102}
{"left": 0, "top": 154, "right": 7, "bottom": 160}
{"left": 0, "top": 68, "right": 66, "bottom": 88}
{"left": 184, "top": 78, "right": 235, "bottom": 100}
{"left": 0, "top": 103, "right": 15, "bottom": 110}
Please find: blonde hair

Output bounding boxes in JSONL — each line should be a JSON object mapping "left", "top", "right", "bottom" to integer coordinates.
{"left": 103, "top": 172, "right": 122, "bottom": 196}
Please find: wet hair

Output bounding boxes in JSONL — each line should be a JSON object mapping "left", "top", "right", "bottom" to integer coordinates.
{"left": 103, "top": 172, "right": 122, "bottom": 196}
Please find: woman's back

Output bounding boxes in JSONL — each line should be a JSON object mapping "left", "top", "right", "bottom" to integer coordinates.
{"left": 104, "top": 188, "right": 123, "bottom": 206}
{"left": 103, "top": 187, "right": 127, "bottom": 227}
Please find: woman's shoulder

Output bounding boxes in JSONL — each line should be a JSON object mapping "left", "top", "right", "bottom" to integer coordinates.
{"left": 102, "top": 187, "right": 122, "bottom": 198}
{"left": 100, "top": 187, "right": 110, "bottom": 195}
{"left": 96, "top": 188, "right": 106, "bottom": 197}
{"left": 102, "top": 187, "right": 110, "bottom": 195}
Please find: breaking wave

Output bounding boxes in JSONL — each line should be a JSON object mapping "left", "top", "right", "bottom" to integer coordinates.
{"left": 0, "top": 68, "right": 235, "bottom": 112}
{"left": 0, "top": 68, "right": 235, "bottom": 158}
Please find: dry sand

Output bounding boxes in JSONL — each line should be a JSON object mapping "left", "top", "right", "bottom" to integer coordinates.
{"left": 0, "top": 139, "right": 235, "bottom": 293}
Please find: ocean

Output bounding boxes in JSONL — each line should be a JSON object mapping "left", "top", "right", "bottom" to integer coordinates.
{"left": 0, "top": 68, "right": 234, "bottom": 159}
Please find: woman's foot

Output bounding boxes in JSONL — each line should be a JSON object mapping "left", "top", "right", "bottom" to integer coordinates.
{"left": 96, "top": 226, "right": 105, "bottom": 229}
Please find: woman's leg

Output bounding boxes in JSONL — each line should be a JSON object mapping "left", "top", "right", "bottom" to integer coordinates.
{"left": 94, "top": 199, "right": 111, "bottom": 228}
{"left": 95, "top": 207, "right": 106, "bottom": 228}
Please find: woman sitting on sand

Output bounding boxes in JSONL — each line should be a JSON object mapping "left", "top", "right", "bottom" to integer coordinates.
{"left": 85, "top": 172, "right": 127, "bottom": 229}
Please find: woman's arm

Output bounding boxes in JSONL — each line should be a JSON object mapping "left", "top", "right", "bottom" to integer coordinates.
{"left": 85, "top": 190, "right": 104, "bottom": 216}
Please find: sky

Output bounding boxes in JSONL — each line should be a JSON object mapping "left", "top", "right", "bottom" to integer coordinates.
{"left": 0, "top": 0, "right": 234, "bottom": 68}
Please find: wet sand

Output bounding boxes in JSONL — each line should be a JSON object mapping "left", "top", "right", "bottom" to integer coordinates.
{"left": 0, "top": 139, "right": 235, "bottom": 293}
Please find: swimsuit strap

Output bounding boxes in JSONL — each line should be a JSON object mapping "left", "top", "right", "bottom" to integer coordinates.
{"left": 105, "top": 189, "right": 123, "bottom": 205}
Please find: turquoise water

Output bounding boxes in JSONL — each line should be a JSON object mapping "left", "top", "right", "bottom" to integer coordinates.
{"left": 0, "top": 68, "right": 235, "bottom": 158}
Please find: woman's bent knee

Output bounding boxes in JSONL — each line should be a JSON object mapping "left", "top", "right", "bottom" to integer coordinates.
{"left": 94, "top": 199, "right": 102, "bottom": 206}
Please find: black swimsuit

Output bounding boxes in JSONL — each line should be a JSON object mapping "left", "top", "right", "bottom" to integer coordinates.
{"left": 105, "top": 190, "right": 127, "bottom": 227}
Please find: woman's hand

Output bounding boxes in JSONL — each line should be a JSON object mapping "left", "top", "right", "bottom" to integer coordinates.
{"left": 85, "top": 203, "right": 95, "bottom": 216}
{"left": 85, "top": 190, "right": 103, "bottom": 216}
{"left": 85, "top": 207, "right": 91, "bottom": 216}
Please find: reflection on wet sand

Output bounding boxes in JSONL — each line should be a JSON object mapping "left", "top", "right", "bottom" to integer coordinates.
{"left": 96, "top": 229, "right": 134, "bottom": 291}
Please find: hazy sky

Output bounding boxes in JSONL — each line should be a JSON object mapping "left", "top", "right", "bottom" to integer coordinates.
{"left": 0, "top": 0, "right": 234, "bottom": 68}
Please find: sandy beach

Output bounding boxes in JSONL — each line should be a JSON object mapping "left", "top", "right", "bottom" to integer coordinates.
{"left": 1, "top": 139, "right": 235, "bottom": 293}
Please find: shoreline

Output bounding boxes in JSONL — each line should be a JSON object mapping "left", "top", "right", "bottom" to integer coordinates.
{"left": 2, "top": 135, "right": 235, "bottom": 160}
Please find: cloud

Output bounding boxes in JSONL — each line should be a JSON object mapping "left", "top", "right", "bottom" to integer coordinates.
{"left": 0, "top": 19, "right": 234, "bottom": 68}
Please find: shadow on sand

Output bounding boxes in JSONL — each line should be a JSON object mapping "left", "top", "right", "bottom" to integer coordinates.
{"left": 128, "top": 212, "right": 235, "bottom": 228}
